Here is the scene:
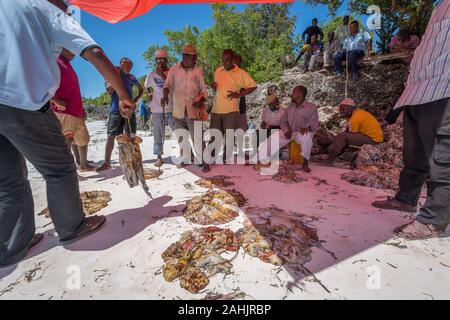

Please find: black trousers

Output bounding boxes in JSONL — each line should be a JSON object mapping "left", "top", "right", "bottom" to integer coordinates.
{"left": 0, "top": 104, "right": 85, "bottom": 267}
{"left": 394, "top": 98, "right": 450, "bottom": 228}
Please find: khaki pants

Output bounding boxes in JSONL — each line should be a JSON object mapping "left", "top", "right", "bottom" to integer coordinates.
{"left": 55, "top": 113, "right": 90, "bottom": 147}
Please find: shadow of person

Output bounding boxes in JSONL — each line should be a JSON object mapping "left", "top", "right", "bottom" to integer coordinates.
{"left": 0, "top": 195, "right": 185, "bottom": 280}
{"left": 84, "top": 166, "right": 124, "bottom": 181}
{"left": 143, "top": 156, "right": 173, "bottom": 166}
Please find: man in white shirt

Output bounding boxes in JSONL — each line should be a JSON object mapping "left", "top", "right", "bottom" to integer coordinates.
{"left": 144, "top": 49, "right": 174, "bottom": 167}
{"left": 257, "top": 93, "right": 285, "bottom": 147}
{"left": 0, "top": 0, "right": 134, "bottom": 267}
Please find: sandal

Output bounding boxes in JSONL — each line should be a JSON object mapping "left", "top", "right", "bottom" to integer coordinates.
{"left": 29, "top": 233, "right": 44, "bottom": 249}
{"left": 372, "top": 196, "right": 417, "bottom": 213}
{"left": 95, "top": 163, "right": 111, "bottom": 172}
{"left": 60, "top": 215, "right": 106, "bottom": 243}
{"left": 394, "top": 220, "right": 445, "bottom": 240}
{"left": 79, "top": 164, "right": 97, "bottom": 172}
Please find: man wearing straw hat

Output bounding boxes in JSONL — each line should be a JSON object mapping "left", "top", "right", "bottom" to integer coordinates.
{"left": 162, "top": 44, "right": 211, "bottom": 172}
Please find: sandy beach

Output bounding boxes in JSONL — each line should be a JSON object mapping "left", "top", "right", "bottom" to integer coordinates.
{"left": 0, "top": 119, "right": 449, "bottom": 300}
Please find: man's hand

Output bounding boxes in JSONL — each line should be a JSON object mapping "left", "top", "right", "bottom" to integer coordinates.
{"left": 299, "top": 127, "right": 311, "bottom": 135}
{"left": 193, "top": 100, "right": 203, "bottom": 109}
{"left": 227, "top": 91, "right": 241, "bottom": 100}
{"left": 119, "top": 99, "right": 135, "bottom": 119}
{"left": 211, "top": 82, "right": 218, "bottom": 91}
{"left": 51, "top": 98, "right": 67, "bottom": 111}
{"left": 261, "top": 121, "right": 268, "bottom": 129}
{"left": 55, "top": 102, "right": 66, "bottom": 111}
{"left": 283, "top": 129, "right": 292, "bottom": 140}
{"left": 193, "top": 96, "right": 206, "bottom": 109}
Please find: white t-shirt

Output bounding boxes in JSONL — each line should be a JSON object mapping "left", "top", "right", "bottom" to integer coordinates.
{"left": 262, "top": 107, "right": 285, "bottom": 127}
{"left": 144, "top": 72, "right": 173, "bottom": 113}
{"left": 0, "top": 0, "right": 98, "bottom": 110}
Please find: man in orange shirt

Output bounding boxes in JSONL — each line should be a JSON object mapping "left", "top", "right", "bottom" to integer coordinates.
{"left": 210, "top": 49, "right": 257, "bottom": 162}
{"left": 327, "top": 98, "right": 383, "bottom": 163}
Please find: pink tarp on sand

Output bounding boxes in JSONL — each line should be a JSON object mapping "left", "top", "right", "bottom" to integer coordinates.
{"left": 70, "top": 0, "right": 293, "bottom": 23}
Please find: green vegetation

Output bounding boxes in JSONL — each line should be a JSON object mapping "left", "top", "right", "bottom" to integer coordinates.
{"left": 143, "top": 4, "right": 297, "bottom": 84}
{"left": 85, "top": 1, "right": 441, "bottom": 105}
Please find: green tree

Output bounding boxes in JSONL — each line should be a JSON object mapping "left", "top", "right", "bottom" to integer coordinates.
{"left": 306, "top": 0, "right": 442, "bottom": 52}
{"left": 143, "top": 4, "right": 296, "bottom": 84}
{"left": 320, "top": 15, "right": 359, "bottom": 43}
{"left": 142, "top": 45, "right": 178, "bottom": 71}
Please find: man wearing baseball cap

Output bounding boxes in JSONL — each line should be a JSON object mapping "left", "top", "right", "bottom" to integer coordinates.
{"left": 144, "top": 49, "right": 174, "bottom": 167}
{"left": 326, "top": 98, "right": 383, "bottom": 163}
{"left": 162, "top": 44, "right": 210, "bottom": 172}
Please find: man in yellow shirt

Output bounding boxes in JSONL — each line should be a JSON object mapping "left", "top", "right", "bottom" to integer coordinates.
{"left": 210, "top": 49, "right": 257, "bottom": 162}
{"left": 327, "top": 98, "right": 384, "bottom": 163}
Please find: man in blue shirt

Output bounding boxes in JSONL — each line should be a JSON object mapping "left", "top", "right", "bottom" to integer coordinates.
{"left": 333, "top": 21, "right": 373, "bottom": 81}
{"left": 139, "top": 99, "right": 149, "bottom": 131}
{"left": 97, "top": 57, "right": 144, "bottom": 172}
{"left": 0, "top": 0, "right": 135, "bottom": 267}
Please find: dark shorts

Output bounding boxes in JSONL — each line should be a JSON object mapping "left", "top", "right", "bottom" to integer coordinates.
{"left": 107, "top": 112, "right": 137, "bottom": 136}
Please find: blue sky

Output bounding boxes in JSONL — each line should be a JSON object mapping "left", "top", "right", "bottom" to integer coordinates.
{"left": 74, "top": 1, "right": 353, "bottom": 98}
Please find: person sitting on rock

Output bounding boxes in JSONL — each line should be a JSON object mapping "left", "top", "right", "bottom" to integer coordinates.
{"left": 295, "top": 18, "right": 324, "bottom": 65}
{"left": 389, "top": 28, "right": 420, "bottom": 63}
{"left": 252, "top": 86, "right": 318, "bottom": 173}
{"left": 257, "top": 93, "right": 285, "bottom": 147}
{"left": 323, "top": 31, "right": 341, "bottom": 69}
{"left": 334, "top": 21, "right": 373, "bottom": 81}
{"left": 302, "top": 35, "right": 324, "bottom": 73}
{"left": 326, "top": 98, "right": 384, "bottom": 163}
{"left": 261, "top": 93, "right": 284, "bottom": 133}
{"left": 390, "top": 28, "right": 420, "bottom": 53}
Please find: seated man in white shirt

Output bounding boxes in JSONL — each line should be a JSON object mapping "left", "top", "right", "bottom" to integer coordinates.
{"left": 259, "top": 93, "right": 285, "bottom": 144}
{"left": 252, "top": 86, "right": 319, "bottom": 173}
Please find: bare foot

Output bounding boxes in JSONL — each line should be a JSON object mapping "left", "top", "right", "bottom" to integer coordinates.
{"left": 79, "top": 164, "right": 97, "bottom": 172}
{"left": 154, "top": 158, "right": 163, "bottom": 167}
{"left": 303, "top": 165, "right": 311, "bottom": 173}
{"left": 95, "top": 163, "right": 111, "bottom": 172}
{"left": 60, "top": 216, "right": 107, "bottom": 243}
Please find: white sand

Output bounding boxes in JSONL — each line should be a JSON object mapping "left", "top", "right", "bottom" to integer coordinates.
{"left": 0, "top": 120, "right": 449, "bottom": 300}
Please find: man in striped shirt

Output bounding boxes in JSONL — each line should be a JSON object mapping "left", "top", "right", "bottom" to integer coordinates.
{"left": 373, "top": 0, "right": 450, "bottom": 240}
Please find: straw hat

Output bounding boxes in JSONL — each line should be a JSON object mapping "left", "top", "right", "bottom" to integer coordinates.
{"left": 266, "top": 93, "right": 278, "bottom": 104}
{"left": 182, "top": 44, "right": 197, "bottom": 55}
